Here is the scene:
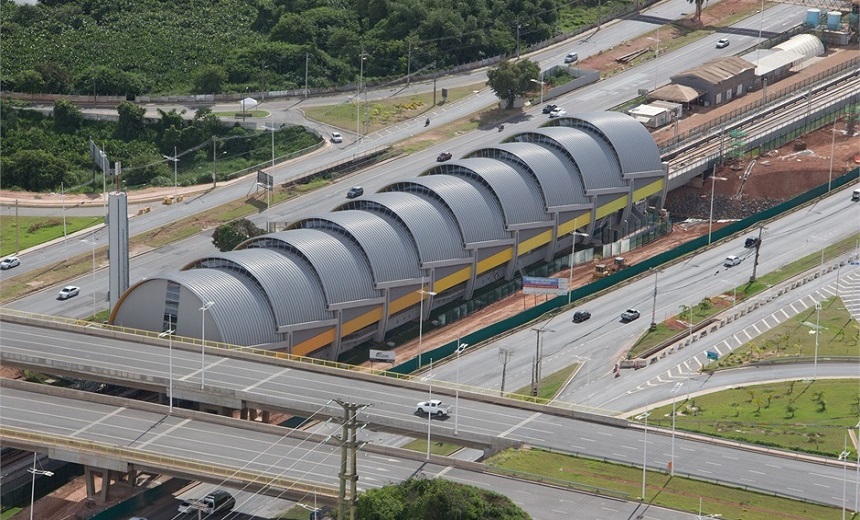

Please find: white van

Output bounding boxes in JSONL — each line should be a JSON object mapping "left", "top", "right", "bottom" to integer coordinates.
{"left": 852, "top": 189, "right": 860, "bottom": 201}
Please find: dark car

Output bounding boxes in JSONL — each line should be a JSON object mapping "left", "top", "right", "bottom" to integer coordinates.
{"left": 436, "top": 152, "right": 453, "bottom": 162}
{"left": 744, "top": 237, "right": 760, "bottom": 248}
{"left": 542, "top": 104, "right": 558, "bottom": 114}
{"left": 572, "top": 310, "right": 591, "bottom": 323}
{"left": 346, "top": 186, "right": 364, "bottom": 199}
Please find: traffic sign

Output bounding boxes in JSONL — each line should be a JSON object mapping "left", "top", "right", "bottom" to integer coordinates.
{"left": 706, "top": 350, "right": 719, "bottom": 361}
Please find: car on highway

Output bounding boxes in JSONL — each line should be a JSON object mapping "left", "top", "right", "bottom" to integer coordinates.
{"left": 744, "top": 237, "right": 760, "bottom": 248}
{"left": 564, "top": 52, "right": 579, "bottom": 63}
{"left": 549, "top": 108, "right": 567, "bottom": 118}
{"left": 724, "top": 255, "right": 742, "bottom": 267}
{"left": 346, "top": 186, "right": 364, "bottom": 199}
{"left": 852, "top": 188, "right": 860, "bottom": 201}
{"left": 436, "top": 152, "right": 453, "bottom": 162}
{"left": 0, "top": 256, "right": 20, "bottom": 270}
{"left": 716, "top": 38, "right": 730, "bottom": 48}
{"left": 572, "top": 310, "right": 591, "bottom": 323}
{"left": 57, "top": 286, "right": 79, "bottom": 300}
{"left": 620, "top": 308, "right": 640, "bottom": 322}
{"left": 128, "top": 517, "right": 148, "bottom": 520}
{"left": 416, "top": 399, "right": 451, "bottom": 416}
{"left": 542, "top": 104, "right": 558, "bottom": 114}
{"left": 330, "top": 132, "right": 343, "bottom": 143}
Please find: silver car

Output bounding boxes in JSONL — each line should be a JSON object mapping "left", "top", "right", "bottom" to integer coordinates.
{"left": 0, "top": 256, "right": 20, "bottom": 269}
{"left": 58, "top": 285, "right": 80, "bottom": 300}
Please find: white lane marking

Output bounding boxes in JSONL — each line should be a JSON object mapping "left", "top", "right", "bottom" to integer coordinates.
{"left": 135, "top": 418, "right": 192, "bottom": 449}
{"left": 243, "top": 367, "right": 291, "bottom": 392}
{"left": 71, "top": 406, "right": 126, "bottom": 437}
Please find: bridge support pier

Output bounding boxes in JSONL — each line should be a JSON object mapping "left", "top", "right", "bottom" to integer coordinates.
{"left": 84, "top": 467, "right": 112, "bottom": 502}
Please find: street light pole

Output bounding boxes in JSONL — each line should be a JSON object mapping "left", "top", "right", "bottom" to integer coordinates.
{"left": 357, "top": 52, "right": 367, "bottom": 145}
{"left": 417, "top": 277, "right": 436, "bottom": 369}
{"left": 637, "top": 406, "right": 650, "bottom": 500}
{"left": 650, "top": 268, "right": 659, "bottom": 330}
{"left": 568, "top": 232, "right": 589, "bottom": 304}
{"left": 199, "top": 301, "right": 215, "bottom": 389}
{"left": 159, "top": 319, "right": 175, "bottom": 414}
{"left": 455, "top": 340, "right": 468, "bottom": 435}
{"left": 162, "top": 147, "right": 179, "bottom": 207}
{"left": 28, "top": 453, "right": 54, "bottom": 520}
{"left": 90, "top": 231, "right": 96, "bottom": 318}
{"left": 670, "top": 382, "right": 683, "bottom": 476}
{"left": 828, "top": 118, "right": 837, "bottom": 192}
{"left": 813, "top": 301, "right": 821, "bottom": 379}
{"left": 426, "top": 358, "right": 433, "bottom": 461}
{"left": 708, "top": 170, "right": 727, "bottom": 245}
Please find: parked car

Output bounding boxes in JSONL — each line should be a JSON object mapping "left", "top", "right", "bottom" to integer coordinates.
{"left": 564, "top": 52, "right": 579, "bottom": 63}
{"left": 542, "top": 104, "right": 558, "bottom": 114}
{"left": 572, "top": 310, "right": 591, "bottom": 323}
{"left": 346, "top": 186, "right": 364, "bottom": 199}
{"left": 57, "top": 286, "right": 80, "bottom": 300}
{"left": 416, "top": 399, "right": 451, "bottom": 416}
{"left": 716, "top": 38, "right": 730, "bottom": 48}
{"left": 744, "top": 237, "right": 760, "bottom": 248}
{"left": 549, "top": 108, "right": 567, "bottom": 118}
{"left": 0, "top": 256, "right": 20, "bottom": 270}
{"left": 436, "top": 152, "right": 453, "bottom": 162}
{"left": 330, "top": 132, "right": 343, "bottom": 143}
{"left": 724, "top": 255, "right": 742, "bottom": 267}
{"left": 620, "top": 308, "right": 640, "bottom": 322}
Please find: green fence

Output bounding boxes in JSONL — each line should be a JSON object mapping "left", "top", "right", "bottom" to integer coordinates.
{"left": 390, "top": 167, "right": 860, "bottom": 375}
{"left": 87, "top": 478, "right": 189, "bottom": 520}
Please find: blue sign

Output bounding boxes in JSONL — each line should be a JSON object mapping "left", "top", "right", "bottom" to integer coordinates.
{"left": 706, "top": 350, "right": 719, "bottom": 360}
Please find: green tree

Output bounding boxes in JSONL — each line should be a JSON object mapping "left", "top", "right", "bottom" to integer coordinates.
{"left": 212, "top": 218, "right": 266, "bottom": 252}
{"left": 5, "top": 149, "right": 66, "bottom": 191}
{"left": 53, "top": 99, "right": 84, "bottom": 134}
{"left": 14, "top": 69, "right": 45, "bottom": 93}
{"left": 486, "top": 59, "right": 541, "bottom": 110}
{"left": 116, "top": 101, "right": 146, "bottom": 141}
{"left": 191, "top": 65, "right": 228, "bottom": 95}
{"left": 35, "top": 62, "right": 74, "bottom": 93}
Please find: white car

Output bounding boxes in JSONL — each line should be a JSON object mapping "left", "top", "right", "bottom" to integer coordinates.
{"left": 0, "top": 256, "right": 20, "bottom": 270}
{"left": 716, "top": 38, "right": 730, "bottom": 48}
{"left": 549, "top": 108, "right": 567, "bottom": 118}
{"left": 564, "top": 52, "right": 578, "bottom": 63}
{"left": 330, "top": 132, "right": 343, "bottom": 143}
{"left": 724, "top": 255, "right": 742, "bottom": 267}
{"left": 58, "top": 285, "right": 80, "bottom": 300}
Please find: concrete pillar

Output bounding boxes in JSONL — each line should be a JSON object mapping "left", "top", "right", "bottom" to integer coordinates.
{"left": 249, "top": 408, "right": 258, "bottom": 421}
{"left": 100, "top": 470, "right": 109, "bottom": 501}
{"left": 262, "top": 411, "right": 271, "bottom": 423}
{"left": 85, "top": 467, "right": 96, "bottom": 497}
{"left": 128, "top": 468, "right": 137, "bottom": 486}
{"left": 241, "top": 408, "right": 249, "bottom": 420}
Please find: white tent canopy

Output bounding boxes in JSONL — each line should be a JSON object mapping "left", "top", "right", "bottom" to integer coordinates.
{"left": 239, "top": 97, "right": 259, "bottom": 111}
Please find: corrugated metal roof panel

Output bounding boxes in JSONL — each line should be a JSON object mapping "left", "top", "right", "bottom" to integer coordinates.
{"left": 346, "top": 193, "right": 468, "bottom": 264}
{"left": 163, "top": 270, "right": 277, "bottom": 345}
{"left": 297, "top": 211, "right": 421, "bottom": 284}
{"left": 387, "top": 176, "right": 508, "bottom": 244}
{"left": 184, "top": 249, "right": 332, "bottom": 327}
{"left": 429, "top": 158, "right": 550, "bottom": 225}
{"left": 563, "top": 112, "right": 663, "bottom": 174}
{"left": 527, "top": 128, "right": 624, "bottom": 191}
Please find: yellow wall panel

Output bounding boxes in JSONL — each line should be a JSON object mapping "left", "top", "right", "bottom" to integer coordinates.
{"left": 292, "top": 327, "right": 337, "bottom": 357}
{"left": 633, "top": 178, "right": 664, "bottom": 201}
{"left": 435, "top": 266, "right": 472, "bottom": 292}
{"left": 389, "top": 290, "right": 422, "bottom": 315}
{"left": 517, "top": 229, "right": 553, "bottom": 256}
{"left": 595, "top": 195, "right": 628, "bottom": 219}
{"left": 558, "top": 213, "right": 592, "bottom": 236}
{"left": 342, "top": 306, "right": 384, "bottom": 336}
{"left": 477, "top": 247, "right": 513, "bottom": 274}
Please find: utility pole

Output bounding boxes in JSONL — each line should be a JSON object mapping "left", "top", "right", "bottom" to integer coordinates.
{"left": 498, "top": 347, "right": 512, "bottom": 395}
{"left": 406, "top": 42, "right": 412, "bottom": 86}
{"left": 334, "top": 399, "right": 367, "bottom": 520}
{"left": 304, "top": 53, "right": 309, "bottom": 98}
{"left": 212, "top": 139, "right": 218, "bottom": 188}
{"left": 650, "top": 269, "right": 659, "bottom": 330}
{"left": 530, "top": 328, "right": 554, "bottom": 396}
{"left": 749, "top": 226, "right": 764, "bottom": 283}
{"left": 15, "top": 199, "right": 19, "bottom": 254}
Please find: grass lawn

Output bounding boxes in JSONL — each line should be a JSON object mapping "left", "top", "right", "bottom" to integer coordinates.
{"left": 302, "top": 83, "right": 485, "bottom": 134}
{"left": 1, "top": 216, "right": 103, "bottom": 257}
{"left": 644, "top": 379, "right": 860, "bottom": 458}
{"left": 487, "top": 448, "right": 843, "bottom": 519}
{"left": 514, "top": 363, "right": 581, "bottom": 401}
{"left": 628, "top": 232, "right": 860, "bottom": 359}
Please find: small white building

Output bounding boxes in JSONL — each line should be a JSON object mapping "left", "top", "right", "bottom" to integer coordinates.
{"left": 626, "top": 104, "right": 671, "bottom": 128}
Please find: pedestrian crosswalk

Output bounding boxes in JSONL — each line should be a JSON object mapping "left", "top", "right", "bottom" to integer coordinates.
{"left": 626, "top": 268, "right": 860, "bottom": 394}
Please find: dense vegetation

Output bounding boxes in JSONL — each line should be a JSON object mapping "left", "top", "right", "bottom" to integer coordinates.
{"left": 0, "top": 0, "right": 604, "bottom": 96}
{"left": 0, "top": 99, "right": 320, "bottom": 192}
{"left": 356, "top": 477, "right": 531, "bottom": 520}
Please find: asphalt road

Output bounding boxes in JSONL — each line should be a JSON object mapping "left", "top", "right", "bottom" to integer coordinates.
{"left": 424, "top": 184, "right": 860, "bottom": 407}
{"left": 2, "top": 387, "right": 702, "bottom": 520}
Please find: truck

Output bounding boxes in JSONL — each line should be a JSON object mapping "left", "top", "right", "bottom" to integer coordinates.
{"left": 416, "top": 399, "right": 452, "bottom": 416}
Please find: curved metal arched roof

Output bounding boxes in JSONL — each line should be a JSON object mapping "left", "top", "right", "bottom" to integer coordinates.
{"left": 160, "top": 270, "right": 277, "bottom": 345}
{"left": 296, "top": 211, "right": 421, "bottom": 284}
{"left": 562, "top": 112, "right": 663, "bottom": 174}
{"left": 429, "top": 158, "right": 550, "bottom": 226}
{"left": 182, "top": 249, "right": 332, "bottom": 327}
{"left": 529, "top": 128, "right": 624, "bottom": 190}
{"left": 345, "top": 193, "right": 468, "bottom": 264}
{"left": 385, "top": 176, "right": 507, "bottom": 244}
{"left": 240, "top": 229, "right": 378, "bottom": 304}
{"left": 466, "top": 143, "right": 588, "bottom": 206}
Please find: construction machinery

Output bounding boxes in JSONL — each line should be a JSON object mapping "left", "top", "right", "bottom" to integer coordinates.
{"left": 593, "top": 257, "right": 630, "bottom": 280}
